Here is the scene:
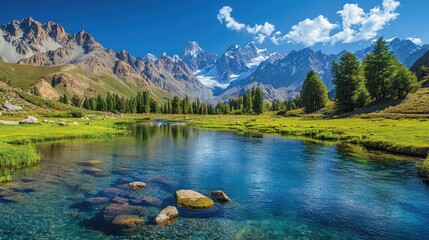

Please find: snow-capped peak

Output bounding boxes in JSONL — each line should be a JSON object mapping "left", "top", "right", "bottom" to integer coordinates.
{"left": 184, "top": 41, "right": 202, "bottom": 55}
{"left": 172, "top": 54, "right": 181, "bottom": 63}
{"left": 143, "top": 53, "right": 157, "bottom": 62}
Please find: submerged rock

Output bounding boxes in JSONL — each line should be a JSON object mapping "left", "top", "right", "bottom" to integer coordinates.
{"left": 211, "top": 190, "right": 231, "bottom": 202}
{"left": 19, "top": 116, "right": 37, "bottom": 124}
{"left": 111, "top": 214, "right": 145, "bottom": 233}
{"left": 155, "top": 206, "right": 179, "bottom": 226}
{"left": 86, "top": 197, "right": 110, "bottom": 204}
{"left": 113, "top": 197, "right": 129, "bottom": 204}
{"left": 174, "top": 190, "right": 214, "bottom": 209}
{"left": 103, "top": 203, "right": 144, "bottom": 220}
{"left": 103, "top": 188, "right": 123, "bottom": 198}
{"left": 82, "top": 167, "right": 105, "bottom": 176}
{"left": 141, "top": 196, "right": 162, "bottom": 206}
{"left": 127, "top": 181, "right": 146, "bottom": 190}
{"left": 79, "top": 159, "right": 104, "bottom": 166}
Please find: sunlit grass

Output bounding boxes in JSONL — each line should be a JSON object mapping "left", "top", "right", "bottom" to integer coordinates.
{"left": 0, "top": 117, "right": 131, "bottom": 182}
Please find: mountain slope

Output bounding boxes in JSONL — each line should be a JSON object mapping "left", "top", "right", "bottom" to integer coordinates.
{"left": 239, "top": 48, "right": 338, "bottom": 91}
{"left": 142, "top": 53, "right": 213, "bottom": 99}
{"left": 0, "top": 18, "right": 171, "bottom": 101}
{"left": 410, "top": 50, "right": 429, "bottom": 72}
{"left": 354, "top": 38, "right": 428, "bottom": 67}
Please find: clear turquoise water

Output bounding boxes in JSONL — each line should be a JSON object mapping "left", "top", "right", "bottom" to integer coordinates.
{"left": 0, "top": 125, "right": 428, "bottom": 239}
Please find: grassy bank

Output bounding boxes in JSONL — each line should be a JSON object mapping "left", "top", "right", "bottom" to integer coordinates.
{"left": 161, "top": 113, "right": 429, "bottom": 157}
{"left": 419, "top": 156, "right": 429, "bottom": 178}
{"left": 0, "top": 117, "right": 132, "bottom": 182}
{"left": 1, "top": 112, "right": 429, "bottom": 183}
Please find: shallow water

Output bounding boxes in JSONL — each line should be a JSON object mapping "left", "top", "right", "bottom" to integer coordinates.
{"left": 0, "top": 125, "right": 428, "bottom": 239}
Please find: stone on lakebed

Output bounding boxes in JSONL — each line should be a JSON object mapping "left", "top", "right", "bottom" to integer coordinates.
{"left": 103, "top": 203, "right": 144, "bottom": 220}
{"left": 111, "top": 214, "right": 145, "bottom": 233}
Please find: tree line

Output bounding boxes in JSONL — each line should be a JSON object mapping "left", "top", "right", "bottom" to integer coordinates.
{"left": 58, "top": 87, "right": 283, "bottom": 115}
{"left": 300, "top": 37, "right": 418, "bottom": 113}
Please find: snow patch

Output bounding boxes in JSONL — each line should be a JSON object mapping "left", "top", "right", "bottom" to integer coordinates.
{"left": 195, "top": 66, "right": 230, "bottom": 89}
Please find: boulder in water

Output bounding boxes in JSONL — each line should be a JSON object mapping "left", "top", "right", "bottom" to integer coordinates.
{"left": 155, "top": 206, "right": 179, "bottom": 226}
{"left": 211, "top": 190, "right": 231, "bottom": 202}
{"left": 127, "top": 181, "right": 146, "bottom": 190}
{"left": 174, "top": 189, "right": 214, "bottom": 209}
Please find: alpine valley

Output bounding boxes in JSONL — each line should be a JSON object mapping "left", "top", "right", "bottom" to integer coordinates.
{"left": 1, "top": 17, "right": 428, "bottom": 103}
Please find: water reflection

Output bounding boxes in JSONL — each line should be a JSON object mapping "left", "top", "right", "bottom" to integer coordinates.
{"left": 0, "top": 126, "right": 428, "bottom": 239}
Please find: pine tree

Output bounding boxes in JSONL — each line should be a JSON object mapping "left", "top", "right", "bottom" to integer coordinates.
{"left": 106, "top": 92, "right": 115, "bottom": 112}
{"left": 83, "top": 97, "right": 91, "bottom": 110}
{"left": 300, "top": 70, "right": 329, "bottom": 113}
{"left": 364, "top": 37, "right": 399, "bottom": 101}
{"left": 391, "top": 64, "right": 418, "bottom": 99}
{"left": 252, "top": 87, "right": 264, "bottom": 114}
{"left": 150, "top": 99, "right": 159, "bottom": 113}
{"left": 142, "top": 90, "right": 151, "bottom": 113}
{"left": 332, "top": 52, "right": 370, "bottom": 112}
{"left": 181, "top": 95, "right": 192, "bottom": 114}
{"left": 96, "top": 94, "right": 106, "bottom": 111}
{"left": 171, "top": 96, "right": 182, "bottom": 114}
{"left": 136, "top": 92, "right": 144, "bottom": 113}
{"left": 243, "top": 92, "right": 252, "bottom": 113}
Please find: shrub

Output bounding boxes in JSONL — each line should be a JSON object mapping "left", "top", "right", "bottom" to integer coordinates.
{"left": 70, "top": 110, "right": 84, "bottom": 118}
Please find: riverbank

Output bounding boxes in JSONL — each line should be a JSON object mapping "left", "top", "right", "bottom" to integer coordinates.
{"left": 1, "top": 113, "right": 429, "bottom": 182}
{"left": 172, "top": 114, "right": 429, "bottom": 157}
{"left": 0, "top": 116, "right": 132, "bottom": 182}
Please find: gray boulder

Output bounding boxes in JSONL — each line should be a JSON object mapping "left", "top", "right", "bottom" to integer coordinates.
{"left": 3, "top": 102, "right": 22, "bottom": 111}
{"left": 19, "top": 116, "right": 37, "bottom": 124}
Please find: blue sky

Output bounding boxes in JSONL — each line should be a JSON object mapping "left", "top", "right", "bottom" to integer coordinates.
{"left": 0, "top": 0, "right": 426, "bottom": 57}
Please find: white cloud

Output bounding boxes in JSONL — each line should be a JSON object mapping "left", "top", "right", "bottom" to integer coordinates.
{"left": 332, "top": 0, "right": 400, "bottom": 44}
{"left": 217, "top": 6, "right": 245, "bottom": 31}
{"left": 406, "top": 37, "right": 422, "bottom": 45}
{"left": 246, "top": 22, "right": 275, "bottom": 36}
{"left": 217, "top": 6, "right": 275, "bottom": 43}
{"left": 218, "top": 0, "right": 406, "bottom": 46}
{"left": 283, "top": 15, "right": 338, "bottom": 46}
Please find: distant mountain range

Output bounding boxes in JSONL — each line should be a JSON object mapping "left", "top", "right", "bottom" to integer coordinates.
{"left": 0, "top": 18, "right": 428, "bottom": 102}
